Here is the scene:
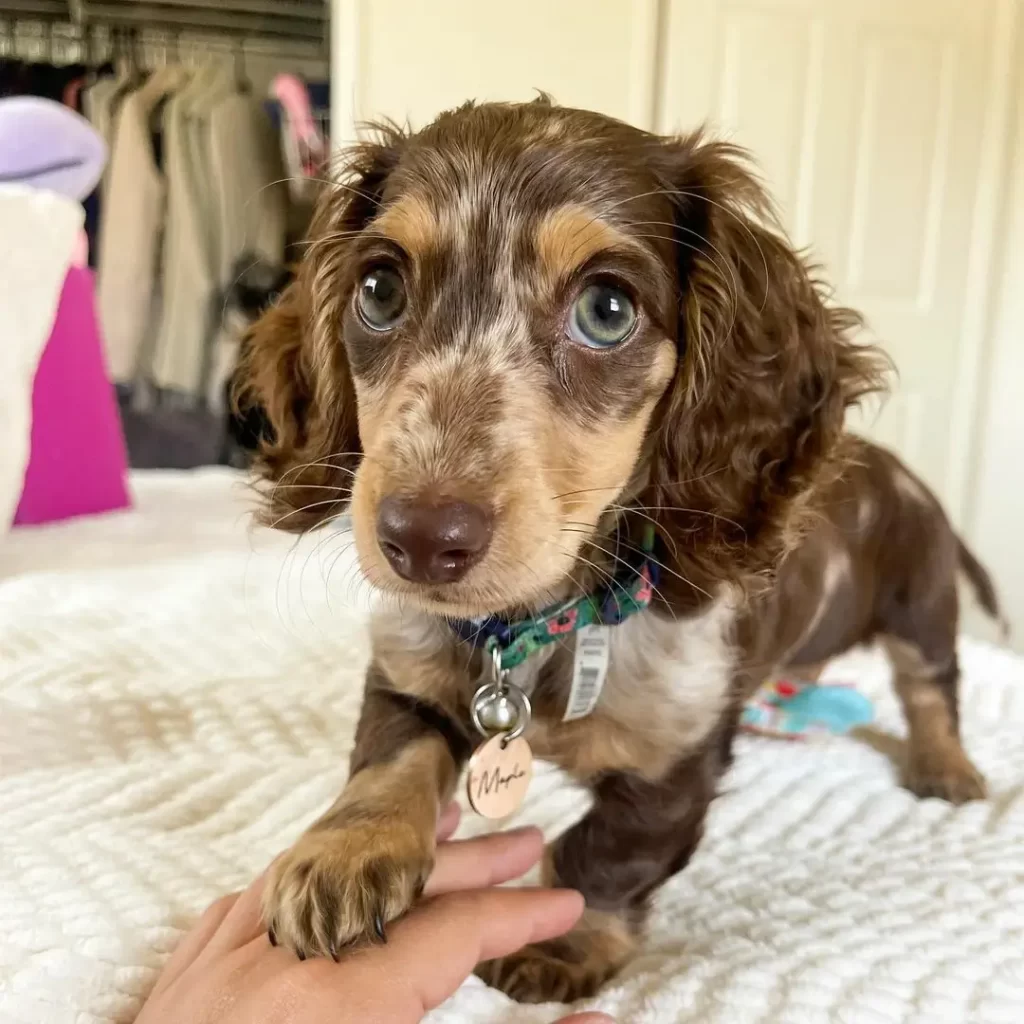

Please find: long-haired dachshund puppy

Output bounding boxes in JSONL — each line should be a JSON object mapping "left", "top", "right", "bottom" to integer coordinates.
{"left": 237, "top": 98, "right": 999, "bottom": 1002}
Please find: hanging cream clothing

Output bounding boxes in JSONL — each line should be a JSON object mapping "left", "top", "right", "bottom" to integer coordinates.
{"left": 151, "top": 78, "right": 286, "bottom": 396}
{"left": 210, "top": 91, "right": 287, "bottom": 297}
{"left": 95, "top": 67, "right": 189, "bottom": 384}
{"left": 81, "top": 75, "right": 123, "bottom": 148}
{"left": 203, "top": 95, "right": 289, "bottom": 410}
{"left": 146, "top": 63, "right": 229, "bottom": 397}
{"left": 146, "top": 64, "right": 228, "bottom": 398}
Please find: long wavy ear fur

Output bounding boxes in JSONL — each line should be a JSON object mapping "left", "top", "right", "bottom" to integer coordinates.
{"left": 641, "top": 131, "right": 890, "bottom": 605}
{"left": 232, "top": 124, "right": 406, "bottom": 532}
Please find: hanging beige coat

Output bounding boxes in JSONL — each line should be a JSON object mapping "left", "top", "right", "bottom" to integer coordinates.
{"left": 95, "top": 66, "right": 190, "bottom": 385}
{"left": 150, "top": 70, "right": 286, "bottom": 398}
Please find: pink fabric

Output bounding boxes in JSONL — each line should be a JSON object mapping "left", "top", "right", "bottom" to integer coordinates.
{"left": 270, "top": 73, "right": 324, "bottom": 176}
{"left": 13, "top": 267, "right": 130, "bottom": 526}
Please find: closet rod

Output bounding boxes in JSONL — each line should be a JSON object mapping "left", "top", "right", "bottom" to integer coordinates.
{"left": 0, "top": 1, "right": 71, "bottom": 16}
{"left": 81, "top": 4, "right": 325, "bottom": 42}
{"left": 98, "top": 0, "right": 325, "bottom": 15}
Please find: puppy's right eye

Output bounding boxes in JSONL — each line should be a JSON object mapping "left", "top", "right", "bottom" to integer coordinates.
{"left": 568, "top": 282, "right": 636, "bottom": 349}
{"left": 356, "top": 267, "right": 406, "bottom": 331}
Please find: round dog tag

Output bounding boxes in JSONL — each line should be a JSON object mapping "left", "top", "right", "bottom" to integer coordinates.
{"left": 467, "top": 734, "right": 533, "bottom": 818}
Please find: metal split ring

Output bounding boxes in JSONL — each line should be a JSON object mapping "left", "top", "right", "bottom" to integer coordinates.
{"left": 470, "top": 680, "right": 532, "bottom": 741}
{"left": 488, "top": 643, "right": 503, "bottom": 684}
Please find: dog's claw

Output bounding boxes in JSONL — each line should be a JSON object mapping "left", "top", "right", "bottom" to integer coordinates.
{"left": 267, "top": 924, "right": 278, "bottom": 947}
{"left": 373, "top": 912, "right": 388, "bottom": 944}
{"left": 328, "top": 940, "right": 340, "bottom": 962}
{"left": 296, "top": 949, "right": 307, "bottom": 962}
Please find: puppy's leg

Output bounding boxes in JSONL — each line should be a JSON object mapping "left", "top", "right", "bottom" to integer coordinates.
{"left": 883, "top": 635, "right": 986, "bottom": 804}
{"left": 477, "top": 729, "right": 727, "bottom": 1002}
{"left": 264, "top": 664, "right": 472, "bottom": 958}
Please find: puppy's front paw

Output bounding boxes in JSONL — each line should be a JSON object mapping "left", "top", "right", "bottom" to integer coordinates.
{"left": 477, "top": 938, "right": 617, "bottom": 1003}
{"left": 906, "top": 746, "right": 987, "bottom": 804}
{"left": 477, "top": 911, "right": 635, "bottom": 1003}
{"left": 263, "top": 822, "right": 432, "bottom": 959}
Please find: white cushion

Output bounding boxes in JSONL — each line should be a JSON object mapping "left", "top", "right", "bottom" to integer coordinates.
{"left": 0, "top": 185, "right": 82, "bottom": 530}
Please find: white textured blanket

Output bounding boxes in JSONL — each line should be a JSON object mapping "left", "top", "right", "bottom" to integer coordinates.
{"left": 2, "top": 469, "right": 1023, "bottom": 1024}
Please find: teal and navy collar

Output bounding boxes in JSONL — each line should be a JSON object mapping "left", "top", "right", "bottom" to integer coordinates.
{"left": 450, "top": 526, "right": 659, "bottom": 672}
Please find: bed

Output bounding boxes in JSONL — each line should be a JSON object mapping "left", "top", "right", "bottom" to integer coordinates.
{"left": 2, "top": 469, "right": 1023, "bottom": 1024}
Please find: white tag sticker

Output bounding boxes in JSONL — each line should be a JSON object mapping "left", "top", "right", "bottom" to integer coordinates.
{"left": 564, "top": 625, "right": 611, "bottom": 721}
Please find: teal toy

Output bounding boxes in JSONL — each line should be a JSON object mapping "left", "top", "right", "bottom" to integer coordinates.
{"left": 741, "top": 678, "right": 873, "bottom": 739}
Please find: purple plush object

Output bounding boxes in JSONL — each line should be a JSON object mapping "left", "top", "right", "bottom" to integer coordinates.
{"left": 13, "top": 267, "right": 131, "bottom": 526}
{"left": 0, "top": 96, "right": 107, "bottom": 201}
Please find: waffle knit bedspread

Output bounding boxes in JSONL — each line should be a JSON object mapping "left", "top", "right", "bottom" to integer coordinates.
{"left": 2, "top": 469, "right": 1023, "bottom": 1024}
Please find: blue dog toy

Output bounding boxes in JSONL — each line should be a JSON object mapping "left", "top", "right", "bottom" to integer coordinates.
{"left": 741, "top": 678, "right": 873, "bottom": 739}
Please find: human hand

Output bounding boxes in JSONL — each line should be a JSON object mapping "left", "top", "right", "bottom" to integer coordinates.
{"left": 136, "top": 804, "right": 612, "bottom": 1024}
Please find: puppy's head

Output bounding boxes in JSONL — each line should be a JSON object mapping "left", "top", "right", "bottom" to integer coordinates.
{"left": 240, "top": 100, "right": 885, "bottom": 616}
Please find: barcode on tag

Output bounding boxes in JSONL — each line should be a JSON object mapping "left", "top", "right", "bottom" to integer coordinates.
{"left": 564, "top": 625, "right": 610, "bottom": 721}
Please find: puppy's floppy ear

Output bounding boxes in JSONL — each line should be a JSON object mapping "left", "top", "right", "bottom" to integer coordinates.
{"left": 642, "top": 132, "right": 889, "bottom": 599}
{"left": 234, "top": 125, "right": 405, "bottom": 532}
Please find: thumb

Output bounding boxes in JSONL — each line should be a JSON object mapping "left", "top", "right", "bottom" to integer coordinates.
{"left": 556, "top": 1015, "right": 616, "bottom": 1023}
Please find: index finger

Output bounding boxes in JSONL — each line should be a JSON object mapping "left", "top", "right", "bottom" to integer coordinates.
{"left": 424, "top": 827, "right": 543, "bottom": 896}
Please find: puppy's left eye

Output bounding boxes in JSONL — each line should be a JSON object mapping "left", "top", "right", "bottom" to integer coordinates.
{"left": 356, "top": 266, "right": 406, "bottom": 331}
{"left": 568, "top": 283, "right": 637, "bottom": 348}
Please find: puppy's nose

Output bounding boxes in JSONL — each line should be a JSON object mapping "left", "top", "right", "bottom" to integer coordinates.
{"left": 376, "top": 497, "right": 493, "bottom": 584}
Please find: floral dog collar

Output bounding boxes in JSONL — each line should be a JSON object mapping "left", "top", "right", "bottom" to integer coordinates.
{"left": 450, "top": 525, "right": 659, "bottom": 673}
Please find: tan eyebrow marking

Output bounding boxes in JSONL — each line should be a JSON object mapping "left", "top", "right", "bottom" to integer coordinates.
{"left": 534, "top": 205, "right": 644, "bottom": 282}
{"left": 370, "top": 193, "right": 441, "bottom": 257}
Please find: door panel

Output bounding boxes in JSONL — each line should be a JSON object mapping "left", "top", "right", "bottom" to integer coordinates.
{"left": 659, "top": 0, "right": 1013, "bottom": 516}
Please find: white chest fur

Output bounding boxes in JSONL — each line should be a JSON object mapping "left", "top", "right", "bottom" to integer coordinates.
{"left": 517, "top": 596, "right": 738, "bottom": 777}
{"left": 599, "top": 597, "right": 738, "bottom": 752}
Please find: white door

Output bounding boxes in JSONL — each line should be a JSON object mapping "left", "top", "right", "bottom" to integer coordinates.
{"left": 658, "top": 0, "right": 1017, "bottom": 524}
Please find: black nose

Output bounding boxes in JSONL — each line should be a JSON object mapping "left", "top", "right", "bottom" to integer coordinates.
{"left": 376, "top": 497, "right": 493, "bottom": 584}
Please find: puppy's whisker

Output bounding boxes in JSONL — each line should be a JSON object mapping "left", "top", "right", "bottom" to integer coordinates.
{"left": 654, "top": 187, "right": 772, "bottom": 312}
{"left": 272, "top": 451, "right": 364, "bottom": 486}
{"left": 270, "top": 481, "right": 354, "bottom": 492}
{"left": 559, "top": 527, "right": 680, "bottom": 607}
{"left": 268, "top": 498, "right": 348, "bottom": 531}
{"left": 620, "top": 503, "right": 745, "bottom": 535}
{"left": 552, "top": 491, "right": 742, "bottom": 533}
{"left": 306, "top": 229, "right": 391, "bottom": 252}
{"left": 553, "top": 542, "right": 679, "bottom": 621}
{"left": 625, "top": 230, "right": 740, "bottom": 321}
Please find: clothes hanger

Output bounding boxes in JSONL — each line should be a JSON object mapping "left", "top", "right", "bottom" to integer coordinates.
{"left": 0, "top": 18, "right": 10, "bottom": 92}
{"left": 92, "top": 25, "right": 115, "bottom": 79}
{"left": 232, "top": 36, "right": 249, "bottom": 94}
{"left": 129, "top": 28, "right": 146, "bottom": 83}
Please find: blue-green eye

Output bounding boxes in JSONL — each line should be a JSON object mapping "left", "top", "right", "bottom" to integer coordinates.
{"left": 568, "top": 283, "right": 637, "bottom": 348}
{"left": 356, "top": 266, "right": 406, "bottom": 330}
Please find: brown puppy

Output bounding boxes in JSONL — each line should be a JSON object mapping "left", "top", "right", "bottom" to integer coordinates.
{"left": 237, "top": 98, "right": 997, "bottom": 1002}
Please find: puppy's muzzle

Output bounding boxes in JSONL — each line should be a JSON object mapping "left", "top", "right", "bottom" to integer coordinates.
{"left": 376, "top": 496, "right": 493, "bottom": 584}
